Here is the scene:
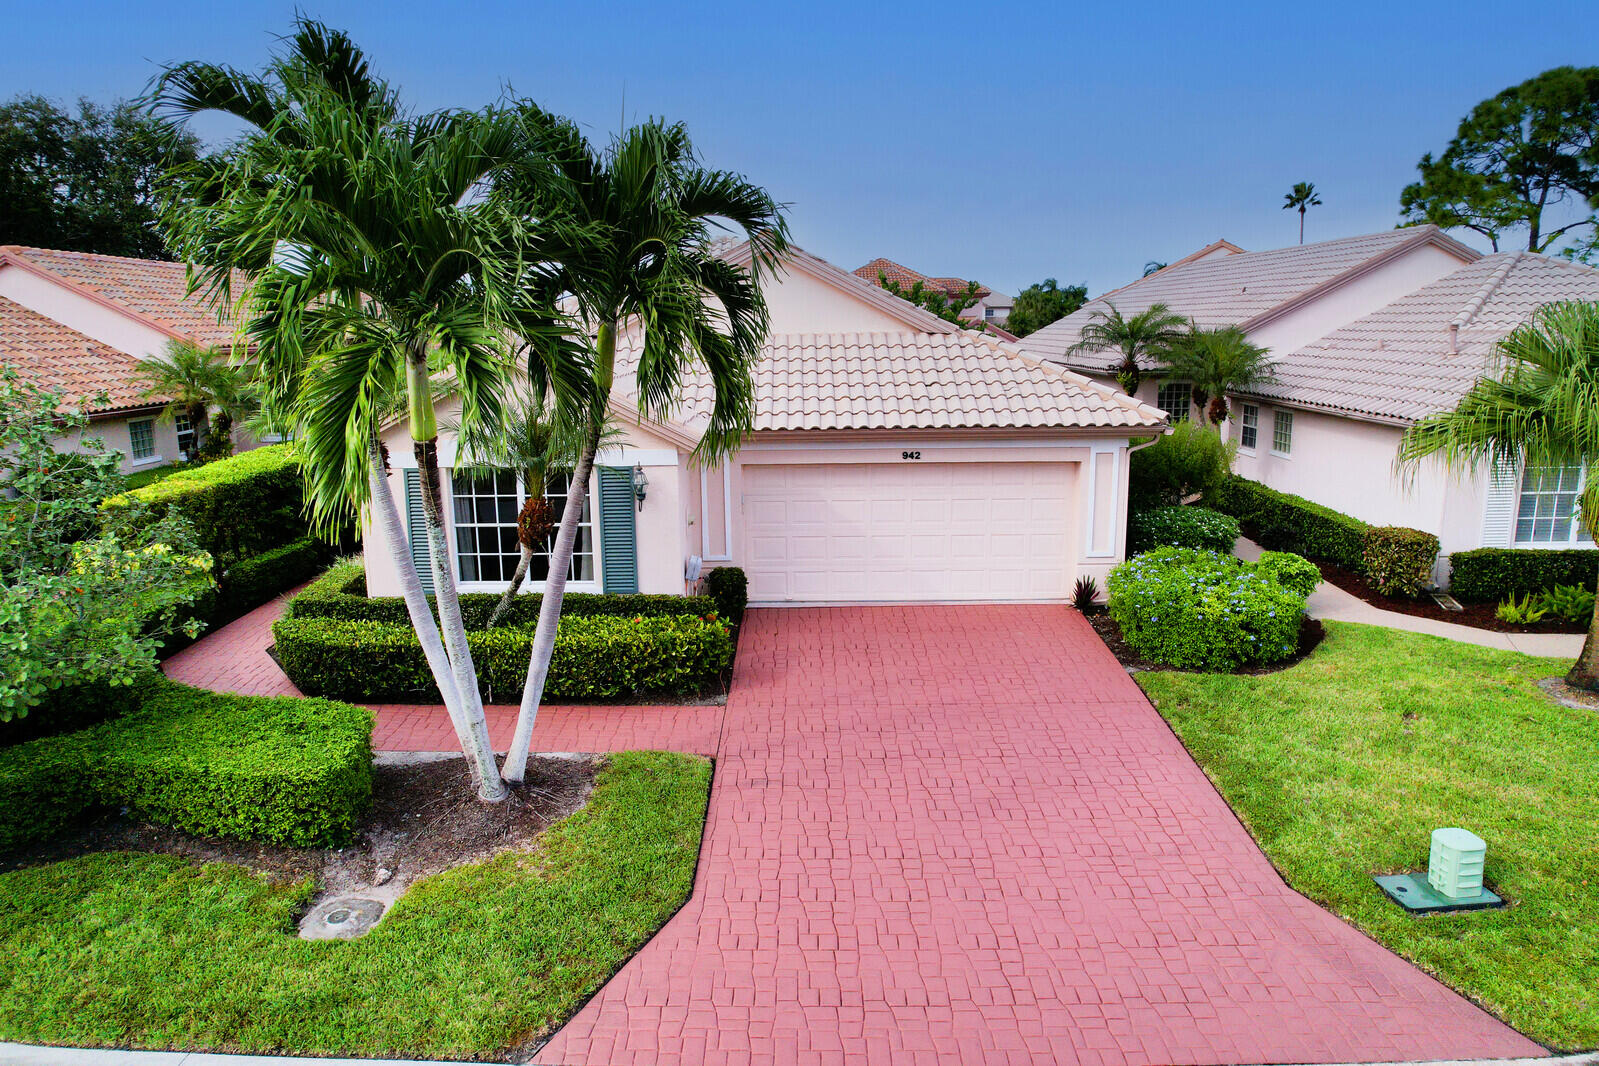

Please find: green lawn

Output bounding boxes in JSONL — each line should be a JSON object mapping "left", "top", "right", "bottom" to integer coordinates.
{"left": 120, "top": 464, "right": 181, "bottom": 492}
{"left": 1139, "top": 621, "right": 1598, "bottom": 1049}
{"left": 0, "top": 750, "right": 710, "bottom": 1060}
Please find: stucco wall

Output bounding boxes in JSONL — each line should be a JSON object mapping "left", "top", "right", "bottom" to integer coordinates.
{"left": 763, "top": 266, "right": 913, "bottom": 334}
{"left": 0, "top": 264, "right": 175, "bottom": 359}
{"left": 48, "top": 410, "right": 180, "bottom": 474}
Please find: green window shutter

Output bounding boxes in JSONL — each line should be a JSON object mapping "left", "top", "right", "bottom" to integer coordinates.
{"left": 403, "top": 468, "right": 436, "bottom": 594}
{"left": 598, "top": 466, "right": 638, "bottom": 594}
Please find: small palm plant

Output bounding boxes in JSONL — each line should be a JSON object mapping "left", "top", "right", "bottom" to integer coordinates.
{"left": 1283, "top": 181, "right": 1322, "bottom": 244}
{"left": 1067, "top": 301, "right": 1188, "bottom": 396}
{"left": 136, "top": 340, "right": 248, "bottom": 461}
{"left": 1398, "top": 300, "right": 1599, "bottom": 688}
{"left": 1161, "top": 325, "right": 1276, "bottom": 424}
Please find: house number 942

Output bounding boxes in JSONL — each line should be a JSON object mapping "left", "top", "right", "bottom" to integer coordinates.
{"left": 901, "top": 450, "right": 922, "bottom": 460}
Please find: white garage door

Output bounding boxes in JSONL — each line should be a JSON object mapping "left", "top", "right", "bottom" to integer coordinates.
{"left": 741, "top": 462, "right": 1076, "bottom": 603}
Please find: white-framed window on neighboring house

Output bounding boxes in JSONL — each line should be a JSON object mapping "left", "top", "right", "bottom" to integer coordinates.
{"left": 174, "top": 414, "right": 196, "bottom": 459}
{"left": 128, "top": 418, "right": 156, "bottom": 461}
{"left": 1515, "top": 464, "right": 1595, "bottom": 546}
{"left": 1157, "top": 381, "right": 1191, "bottom": 422}
{"left": 451, "top": 469, "right": 596, "bottom": 586}
{"left": 1238, "top": 403, "right": 1259, "bottom": 450}
{"left": 983, "top": 306, "right": 995, "bottom": 319}
{"left": 1272, "top": 410, "right": 1294, "bottom": 455}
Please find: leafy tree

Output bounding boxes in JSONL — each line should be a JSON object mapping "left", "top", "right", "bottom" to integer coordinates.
{"left": 1067, "top": 301, "right": 1188, "bottom": 395}
{"left": 1143, "top": 261, "right": 1167, "bottom": 277}
{"left": 153, "top": 19, "right": 572, "bottom": 801}
{"left": 135, "top": 341, "right": 255, "bottom": 462}
{"left": 1006, "top": 278, "right": 1088, "bottom": 337}
{"left": 1128, "top": 419, "right": 1237, "bottom": 511}
{"left": 493, "top": 114, "right": 788, "bottom": 784}
{"left": 1398, "top": 300, "right": 1599, "bottom": 688}
{"left": 0, "top": 95, "right": 201, "bottom": 259}
{"left": 1400, "top": 66, "right": 1599, "bottom": 258}
{"left": 0, "top": 369, "right": 211, "bottom": 719}
{"left": 1161, "top": 325, "right": 1277, "bottom": 424}
{"left": 1283, "top": 181, "right": 1322, "bottom": 244}
{"left": 878, "top": 272, "right": 986, "bottom": 329}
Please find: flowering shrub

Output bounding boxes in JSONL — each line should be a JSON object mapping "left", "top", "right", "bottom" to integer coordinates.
{"left": 1253, "top": 550, "right": 1322, "bottom": 597}
{"left": 1106, "top": 547, "right": 1307, "bottom": 670}
{"left": 1128, "top": 506, "right": 1240, "bottom": 554}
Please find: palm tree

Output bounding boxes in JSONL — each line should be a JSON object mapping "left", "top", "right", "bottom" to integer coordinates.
{"left": 493, "top": 114, "right": 788, "bottom": 784}
{"left": 1067, "top": 301, "right": 1188, "bottom": 396}
{"left": 135, "top": 340, "right": 245, "bottom": 461}
{"left": 1161, "top": 325, "right": 1277, "bottom": 424}
{"left": 1398, "top": 300, "right": 1599, "bottom": 689}
{"left": 153, "top": 20, "right": 580, "bottom": 800}
{"left": 1283, "top": 181, "right": 1322, "bottom": 244}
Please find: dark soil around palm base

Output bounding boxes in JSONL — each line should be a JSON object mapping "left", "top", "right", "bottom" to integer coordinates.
{"left": 0, "top": 755, "right": 599, "bottom": 898}
{"left": 1085, "top": 609, "right": 1326, "bottom": 675}
{"left": 1315, "top": 562, "right": 1587, "bottom": 634}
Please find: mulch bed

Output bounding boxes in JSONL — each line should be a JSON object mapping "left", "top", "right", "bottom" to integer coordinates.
{"left": 1316, "top": 561, "right": 1586, "bottom": 634}
{"left": 1085, "top": 609, "right": 1325, "bottom": 675}
{"left": 0, "top": 755, "right": 599, "bottom": 896}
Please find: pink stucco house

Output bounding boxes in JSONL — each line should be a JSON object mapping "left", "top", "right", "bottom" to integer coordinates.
{"left": 1022, "top": 227, "right": 1599, "bottom": 580}
{"left": 0, "top": 246, "right": 256, "bottom": 472}
{"left": 364, "top": 244, "right": 1166, "bottom": 605}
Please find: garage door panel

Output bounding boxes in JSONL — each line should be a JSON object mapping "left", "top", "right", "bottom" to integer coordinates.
{"left": 741, "top": 461, "right": 1076, "bottom": 603}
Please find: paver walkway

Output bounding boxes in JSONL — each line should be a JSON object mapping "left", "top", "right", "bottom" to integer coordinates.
{"left": 534, "top": 606, "right": 1541, "bottom": 1066}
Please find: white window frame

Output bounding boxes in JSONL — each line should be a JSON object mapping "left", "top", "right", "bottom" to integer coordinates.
{"left": 1271, "top": 410, "right": 1293, "bottom": 456}
{"left": 449, "top": 469, "right": 602, "bottom": 593}
{"left": 1238, "top": 403, "right": 1259, "bottom": 452}
{"left": 1514, "top": 463, "right": 1595, "bottom": 548}
{"left": 1156, "top": 380, "right": 1191, "bottom": 423}
{"left": 127, "top": 418, "right": 160, "bottom": 465}
{"left": 174, "top": 413, "right": 196, "bottom": 459}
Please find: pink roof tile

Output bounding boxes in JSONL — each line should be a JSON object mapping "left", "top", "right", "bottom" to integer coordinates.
{"left": 0, "top": 295, "right": 165, "bottom": 414}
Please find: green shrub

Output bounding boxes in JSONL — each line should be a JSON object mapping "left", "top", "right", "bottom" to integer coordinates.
{"left": 1106, "top": 547, "right": 1306, "bottom": 671}
{"left": 1129, "top": 420, "right": 1237, "bottom": 510}
{"left": 1448, "top": 548, "right": 1599, "bottom": 603}
{"left": 288, "top": 559, "right": 719, "bottom": 628}
{"left": 1362, "top": 526, "right": 1440, "bottom": 597}
{"left": 1207, "top": 475, "right": 1369, "bottom": 570}
{"left": 273, "top": 613, "right": 735, "bottom": 704}
{"left": 0, "top": 676, "right": 373, "bottom": 851}
{"left": 1128, "top": 506, "right": 1240, "bottom": 554}
{"left": 1497, "top": 592, "right": 1549, "bottom": 625}
{"left": 0, "top": 680, "right": 146, "bottom": 749}
{"left": 102, "top": 444, "right": 302, "bottom": 565}
{"left": 1534, "top": 583, "right": 1596, "bottom": 625}
{"left": 223, "top": 537, "right": 329, "bottom": 609}
{"left": 703, "top": 566, "right": 748, "bottom": 623}
{"left": 1254, "top": 551, "right": 1322, "bottom": 597}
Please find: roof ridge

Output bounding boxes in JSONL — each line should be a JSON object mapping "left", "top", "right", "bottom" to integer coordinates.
{"left": 1451, "top": 252, "right": 1524, "bottom": 336}
{"left": 2, "top": 244, "right": 187, "bottom": 267}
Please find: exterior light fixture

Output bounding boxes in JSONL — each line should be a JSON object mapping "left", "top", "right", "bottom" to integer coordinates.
{"left": 1374, "top": 826, "right": 1503, "bottom": 914}
{"left": 632, "top": 462, "right": 648, "bottom": 510}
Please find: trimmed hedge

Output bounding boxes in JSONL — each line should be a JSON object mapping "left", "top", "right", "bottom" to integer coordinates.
{"left": 1255, "top": 550, "right": 1322, "bottom": 597}
{"left": 1363, "top": 526, "right": 1441, "bottom": 597}
{"left": 273, "top": 613, "right": 735, "bottom": 704}
{"left": 1449, "top": 548, "right": 1599, "bottom": 604}
{"left": 102, "top": 444, "right": 302, "bottom": 564}
{"left": 1129, "top": 506, "right": 1240, "bottom": 555}
{"left": 288, "top": 560, "right": 719, "bottom": 628}
{"left": 1207, "top": 476, "right": 1370, "bottom": 571}
{"left": 704, "top": 566, "right": 748, "bottom": 623}
{"left": 223, "top": 537, "right": 329, "bottom": 609}
{"left": 0, "top": 676, "right": 373, "bottom": 851}
{"left": 1107, "top": 547, "right": 1307, "bottom": 671}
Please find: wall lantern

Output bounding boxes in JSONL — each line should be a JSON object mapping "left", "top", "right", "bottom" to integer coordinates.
{"left": 632, "top": 463, "right": 649, "bottom": 511}
{"left": 1374, "top": 826, "right": 1503, "bottom": 914}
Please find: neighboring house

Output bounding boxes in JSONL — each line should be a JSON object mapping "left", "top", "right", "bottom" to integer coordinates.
{"left": 1023, "top": 226, "right": 1599, "bottom": 579}
{"left": 0, "top": 246, "right": 252, "bottom": 473}
{"left": 854, "top": 256, "right": 1015, "bottom": 327}
{"left": 364, "top": 244, "right": 1166, "bottom": 606}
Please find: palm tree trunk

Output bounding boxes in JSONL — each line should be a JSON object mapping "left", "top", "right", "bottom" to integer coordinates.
{"left": 1567, "top": 555, "right": 1599, "bottom": 690}
{"left": 365, "top": 435, "right": 475, "bottom": 755}
{"left": 485, "top": 544, "right": 533, "bottom": 629}
{"left": 502, "top": 320, "right": 616, "bottom": 784}
{"left": 406, "top": 349, "right": 507, "bottom": 802}
{"left": 1299, "top": 208, "right": 1306, "bottom": 245}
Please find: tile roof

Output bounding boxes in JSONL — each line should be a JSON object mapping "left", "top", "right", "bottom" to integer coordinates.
{"left": 615, "top": 330, "right": 1167, "bottom": 433}
{"left": 1248, "top": 252, "right": 1599, "bottom": 423}
{"left": 853, "top": 257, "right": 993, "bottom": 299}
{"left": 1021, "top": 227, "right": 1476, "bottom": 371}
{"left": 0, "top": 246, "right": 240, "bottom": 348}
{"left": 0, "top": 295, "right": 165, "bottom": 414}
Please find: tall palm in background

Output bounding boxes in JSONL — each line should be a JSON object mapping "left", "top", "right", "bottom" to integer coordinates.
{"left": 493, "top": 113, "right": 788, "bottom": 783}
{"left": 1398, "top": 300, "right": 1599, "bottom": 688}
{"left": 1283, "top": 181, "right": 1322, "bottom": 244}
{"left": 135, "top": 340, "right": 249, "bottom": 461}
{"left": 153, "top": 20, "right": 586, "bottom": 800}
{"left": 1068, "top": 301, "right": 1188, "bottom": 396}
{"left": 1162, "top": 325, "right": 1276, "bottom": 424}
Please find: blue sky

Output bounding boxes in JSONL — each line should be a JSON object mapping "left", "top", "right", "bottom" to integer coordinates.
{"left": 5, "top": 0, "right": 1597, "bottom": 294}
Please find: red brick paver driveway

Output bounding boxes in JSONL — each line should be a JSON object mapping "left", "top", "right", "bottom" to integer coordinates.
{"left": 534, "top": 606, "right": 1540, "bottom": 1066}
